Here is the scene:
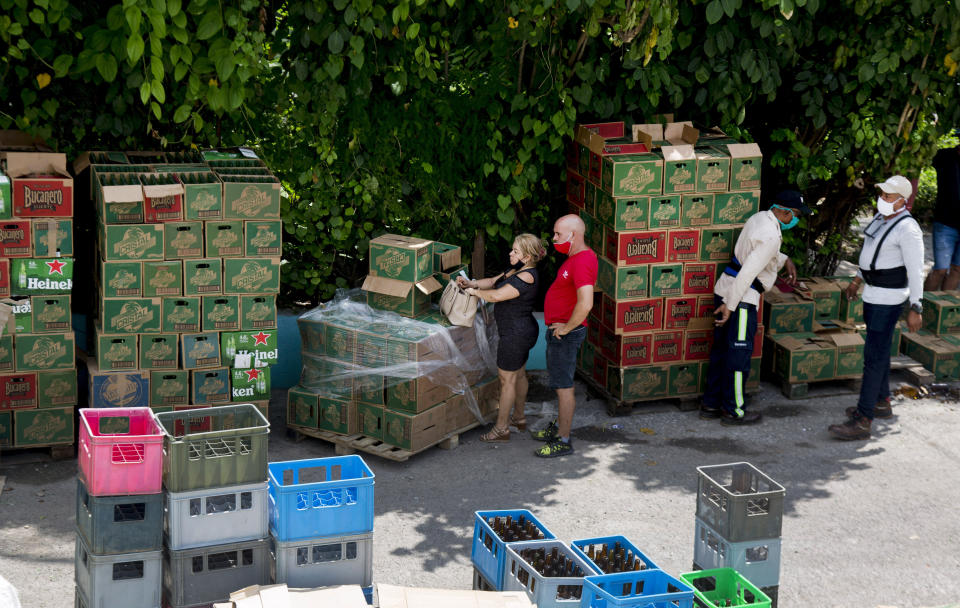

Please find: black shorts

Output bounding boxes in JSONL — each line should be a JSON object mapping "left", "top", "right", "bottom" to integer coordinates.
{"left": 497, "top": 322, "right": 539, "bottom": 372}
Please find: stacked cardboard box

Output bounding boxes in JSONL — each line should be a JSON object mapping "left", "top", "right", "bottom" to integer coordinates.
{"left": 0, "top": 145, "right": 78, "bottom": 449}
{"left": 74, "top": 148, "right": 280, "bottom": 416}
{"left": 901, "top": 291, "right": 960, "bottom": 380}
{"left": 569, "top": 120, "right": 763, "bottom": 402}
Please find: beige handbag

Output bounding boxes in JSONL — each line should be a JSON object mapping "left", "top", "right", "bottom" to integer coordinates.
{"left": 439, "top": 280, "right": 479, "bottom": 327}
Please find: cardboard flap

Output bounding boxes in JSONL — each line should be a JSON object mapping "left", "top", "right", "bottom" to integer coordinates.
{"left": 142, "top": 183, "right": 185, "bottom": 197}
{"left": 0, "top": 130, "right": 49, "bottom": 149}
{"left": 2, "top": 152, "right": 70, "bottom": 178}
{"left": 371, "top": 234, "right": 433, "bottom": 250}
{"left": 664, "top": 122, "right": 698, "bottom": 145}
{"left": 828, "top": 333, "right": 864, "bottom": 347}
{"left": 362, "top": 275, "right": 413, "bottom": 297}
{"left": 632, "top": 123, "right": 664, "bottom": 143}
{"left": 574, "top": 125, "right": 592, "bottom": 147}
{"left": 415, "top": 276, "right": 442, "bottom": 295}
{"left": 776, "top": 335, "right": 804, "bottom": 349}
{"left": 727, "top": 143, "right": 762, "bottom": 159}
{"left": 587, "top": 131, "right": 607, "bottom": 155}
{"left": 661, "top": 144, "right": 697, "bottom": 162}
{"left": 376, "top": 584, "right": 536, "bottom": 608}
{"left": 687, "top": 316, "right": 716, "bottom": 330}
{"left": 102, "top": 184, "right": 145, "bottom": 203}
{"left": 579, "top": 121, "right": 625, "bottom": 139}
{"left": 436, "top": 245, "right": 461, "bottom": 270}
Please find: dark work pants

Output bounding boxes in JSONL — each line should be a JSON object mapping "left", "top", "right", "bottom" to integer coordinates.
{"left": 857, "top": 301, "right": 902, "bottom": 419}
{"left": 704, "top": 295, "right": 757, "bottom": 417}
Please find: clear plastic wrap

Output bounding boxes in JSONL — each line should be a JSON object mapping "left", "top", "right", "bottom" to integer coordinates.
{"left": 294, "top": 289, "right": 499, "bottom": 427}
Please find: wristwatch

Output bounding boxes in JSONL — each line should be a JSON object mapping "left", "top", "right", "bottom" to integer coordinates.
{"left": 909, "top": 303, "right": 922, "bottom": 314}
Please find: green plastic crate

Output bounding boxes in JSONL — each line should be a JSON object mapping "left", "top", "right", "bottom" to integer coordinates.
{"left": 681, "top": 568, "right": 771, "bottom": 608}
{"left": 155, "top": 403, "right": 269, "bottom": 492}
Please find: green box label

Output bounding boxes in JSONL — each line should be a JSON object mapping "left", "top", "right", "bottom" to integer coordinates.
{"left": 140, "top": 334, "right": 179, "bottom": 370}
{"left": 602, "top": 154, "right": 664, "bottom": 197}
{"left": 222, "top": 181, "right": 281, "bottom": 219}
{"left": 14, "top": 407, "right": 73, "bottom": 446}
{"left": 150, "top": 370, "right": 189, "bottom": 406}
{"left": 11, "top": 258, "right": 74, "bottom": 295}
{"left": 181, "top": 332, "right": 221, "bottom": 368}
{"left": 0, "top": 335, "right": 14, "bottom": 371}
{"left": 610, "top": 365, "right": 669, "bottom": 401}
{"left": 184, "top": 258, "right": 223, "bottom": 295}
{"left": 231, "top": 366, "right": 270, "bottom": 401}
{"left": 223, "top": 258, "right": 280, "bottom": 294}
{"left": 15, "top": 333, "right": 75, "bottom": 371}
{"left": 713, "top": 191, "right": 760, "bottom": 225}
{"left": 244, "top": 220, "right": 282, "bottom": 257}
{"left": 220, "top": 330, "right": 278, "bottom": 367}
{"left": 699, "top": 228, "right": 734, "bottom": 261}
{"left": 142, "top": 261, "right": 183, "bottom": 297}
{"left": 103, "top": 298, "right": 161, "bottom": 334}
{"left": 98, "top": 333, "right": 138, "bottom": 371}
{"left": 0, "top": 411, "right": 11, "bottom": 446}
{"left": 202, "top": 295, "right": 240, "bottom": 331}
{"left": 101, "top": 261, "right": 142, "bottom": 298}
{"left": 204, "top": 221, "right": 244, "bottom": 257}
{"left": 357, "top": 403, "right": 384, "bottom": 439}
{"left": 183, "top": 180, "right": 223, "bottom": 220}
{"left": 31, "top": 295, "right": 71, "bottom": 333}
{"left": 164, "top": 222, "right": 204, "bottom": 259}
{"left": 287, "top": 388, "right": 319, "bottom": 428}
{"left": 648, "top": 196, "right": 681, "bottom": 228}
{"left": 668, "top": 363, "right": 700, "bottom": 396}
{"left": 32, "top": 219, "right": 73, "bottom": 257}
{"left": 680, "top": 195, "right": 714, "bottom": 227}
{"left": 162, "top": 297, "right": 201, "bottom": 332}
{"left": 240, "top": 295, "right": 277, "bottom": 330}
{"left": 369, "top": 241, "right": 433, "bottom": 283}
{"left": 649, "top": 264, "right": 682, "bottom": 297}
{"left": 191, "top": 368, "right": 231, "bottom": 404}
{"left": 102, "top": 225, "right": 164, "bottom": 260}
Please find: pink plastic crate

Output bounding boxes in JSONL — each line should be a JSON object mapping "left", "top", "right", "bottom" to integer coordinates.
{"left": 79, "top": 408, "right": 164, "bottom": 496}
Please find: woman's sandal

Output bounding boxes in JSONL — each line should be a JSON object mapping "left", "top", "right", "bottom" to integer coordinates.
{"left": 509, "top": 415, "right": 527, "bottom": 432}
{"left": 480, "top": 425, "right": 510, "bottom": 442}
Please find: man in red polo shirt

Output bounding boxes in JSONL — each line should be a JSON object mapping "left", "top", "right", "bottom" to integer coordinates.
{"left": 531, "top": 214, "right": 597, "bottom": 457}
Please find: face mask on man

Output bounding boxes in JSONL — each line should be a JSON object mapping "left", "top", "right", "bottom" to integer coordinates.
{"left": 770, "top": 204, "right": 799, "bottom": 230}
{"left": 876, "top": 196, "right": 900, "bottom": 216}
{"left": 553, "top": 232, "right": 573, "bottom": 255}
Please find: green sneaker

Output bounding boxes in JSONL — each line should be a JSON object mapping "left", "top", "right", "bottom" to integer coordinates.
{"left": 530, "top": 420, "right": 559, "bottom": 442}
{"left": 534, "top": 439, "right": 574, "bottom": 458}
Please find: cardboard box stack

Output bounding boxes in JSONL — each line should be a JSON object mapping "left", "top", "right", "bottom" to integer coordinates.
{"left": 901, "top": 291, "right": 960, "bottom": 380}
{"left": 74, "top": 148, "right": 280, "bottom": 417}
{"left": 570, "top": 120, "right": 763, "bottom": 402}
{"left": 0, "top": 144, "right": 78, "bottom": 450}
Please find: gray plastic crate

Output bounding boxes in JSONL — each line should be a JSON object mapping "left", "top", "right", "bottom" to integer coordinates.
{"left": 155, "top": 404, "right": 270, "bottom": 493}
{"left": 165, "top": 481, "right": 269, "bottom": 550}
{"left": 693, "top": 518, "right": 782, "bottom": 588}
{"left": 74, "top": 534, "right": 162, "bottom": 608}
{"left": 501, "top": 539, "right": 599, "bottom": 608}
{"left": 696, "top": 462, "right": 785, "bottom": 542}
{"left": 76, "top": 478, "right": 163, "bottom": 555}
{"left": 163, "top": 537, "right": 270, "bottom": 608}
{"left": 270, "top": 532, "right": 372, "bottom": 589}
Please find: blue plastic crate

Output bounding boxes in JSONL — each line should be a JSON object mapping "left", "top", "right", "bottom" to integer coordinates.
{"left": 570, "top": 536, "right": 659, "bottom": 574}
{"left": 470, "top": 509, "right": 556, "bottom": 591}
{"left": 362, "top": 585, "right": 373, "bottom": 605}
{"left": 268, "top": 456, "right": 375, "bottom": 541}
{"left": 581, "top": 570, "right": 695, "bottom": 608}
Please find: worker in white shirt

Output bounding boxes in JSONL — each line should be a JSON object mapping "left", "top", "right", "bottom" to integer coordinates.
{"left": 830, "top": 176, "right": 924, "bottom": 440}
{"left": 701, "top": 191, "right": 811, "bottom": 425}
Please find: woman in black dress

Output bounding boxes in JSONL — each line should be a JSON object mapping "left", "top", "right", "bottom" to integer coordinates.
{"left": 459, "top": 233, "right": 545, "bottom": 441}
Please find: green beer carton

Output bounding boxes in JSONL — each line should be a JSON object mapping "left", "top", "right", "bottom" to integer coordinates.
{"left": 286, "top": 388, "right": 319, "bottom": 428}
{"left": 244, "top": 220, "right": 282, "bottom": 257}
{"left": 202, "top": 295, "right": 240, "bottom": 331}
{"left": 162, "top": 296, "right": 201, "bottom": 333}
{"left": 357, "top": 403, "right": 384, "bottom": 440}
{"left": 150, "top": 370, "right": 189, "bottom": 406}
{"left": 14, "top": 407, "right": 73, "bottom": 446}
{"left": 0, "top": 169, "right": 10, "bottom": 220}
{"left": 96, "top": 331, "right": 138, "bottom": 371}
{"left": 695, "top": 146, "right": 731, "bottom": 193}
{"left": 0, "top": 334, "right": 13, "bottom": 372}
{"left": 184, "top": 258, "right": 223, "bottom": 296}
{"left": 97, "top": 173, "right": 145, "bottom": 224}
{"left": 597, "top": 192, "right": 651, "bottom": 231}
{"left": 601, "top": 153, "right": 664, "bottom": 197}
{"left": 726, "top": 143, "right": 763, "bottom": 191}
{"left": 204, "top": 221, "right": 244, "bottom": 257}
{"left": 363, "top": 275, "right": 441, "bottom": 318}
{"left": 181, "top": 332, "right": 221, "bottom": 369}
{"left": 221, "top": 175, "right": 282, "bottom": 219}
{"left": 0, "top": 411, "right": 10, "bottom": 446}
{"left": 831, "top": 333, "right": 865, "bottom": 378}
{"left": 31, "top": 295, "right": 71, "bottom": 333}
{"left": 647, "top": 195, "right": 681, "bottom": 229}
{"left": 180, "top": 172, "right": 223, "bottom": 220}
{"left": 431, "top": 241, "right": 461, "bottom": 273}
{"left": 368, "top": 234, "right": 434, "bottom": 283}
{"left": 318, "top": 395, "right": 359, "bottom": 434}
{"left": 102, "top": 297, "right": 162, "bottom": 334}
{"left": 3, "top": 297, "right": 32, "bottom": 333}
{"left": 142, "top": 260, "right": 183, "bottom": 297}
{"left": 667, "top": 362, "right": 701, "bottom": 396}
{"left": 713, "top": 191, "right": 760, "bottom": 225}
{"left": 772, "top": 334, "right": 837, "bottom": 383}
{"left": 191, "top": 367, "right": 231, "bottom": 404}
{"left": 230, "top": 366, "right": 270, "bottom": 401}
{"left": 223, "top": 258, "right": 280, "bottom": 294}
{"left": 32, "top": 219, "right": 73, "bottom": 257}
{"left": 139, "top": 334, "right": 179, "bottom": 370}
{"left": 762, "top": 291, "right": 815, "bottom": 334}
{"left": 798, "top": 277, "right": 842, "bottom": 320}
{"left": 680, "top": 194, "right": 715, "bottom": 227}
{"left": 662, "top": 145, "right": 698, "bottom": 195}
{"left": 922, "top": 291, "right": 960, "bottom": 335}
{"left": 355, "top": 373, "right": 385, "bottom": 406}
{"left": 900, "top": 331, "right": 960, "bottom": 380}
{"left": 163, "top": 222, "right": 204, "bottom": 259}
{"left": 382, "top": 403, "right": 447, "bottom": 451}
{"left": 220, "top": 330, "right": 278, "bottom": 368}
{"left": 100, "top": 224, "right": 164, "bottom": 260}
{"left": 240, "top": 295, "right": 277, "bottom": 330}
{"left": 607, "top": 364, "right": 670, "bottom": 401}
{"left": 649, "top": 263, "right": 683, "bottom": 298}
{"left": 324, "top": 322, "right": 357, "bottom": 364}
{"left": 100, "top": 261, "right": 142, "bottom": 298}
{"left": 14, "top": 333, "right": 75, "bottom": 372}
{"left": 11, "top": 257, "right": 74, "bottom": 295}
{"left": 699, "top": 228, "right": 734, "bottom": 261}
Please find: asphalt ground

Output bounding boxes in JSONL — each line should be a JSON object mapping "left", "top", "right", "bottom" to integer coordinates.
{"left": 1, "top": 368, "right": 959, "bottom": 608}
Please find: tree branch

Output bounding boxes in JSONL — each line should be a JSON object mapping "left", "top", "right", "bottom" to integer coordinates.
{"left": 517, "top": 40, "right": 527, "bottom": 94}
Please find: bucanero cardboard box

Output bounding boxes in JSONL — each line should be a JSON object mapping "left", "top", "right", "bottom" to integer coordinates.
{"left": 1, "top": 151, "right": 74, "bottom": 217}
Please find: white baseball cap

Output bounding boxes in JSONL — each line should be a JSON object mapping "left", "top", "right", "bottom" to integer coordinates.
{"left": 875, "top": 175, "right": 912, "bottom": 200}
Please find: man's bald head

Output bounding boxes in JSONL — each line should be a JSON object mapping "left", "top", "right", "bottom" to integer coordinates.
{"left": 554, "top": 214, "right": 585, "bottom": 235}
{"left": 552, "top": 214, "right": 588, "bottom": 255}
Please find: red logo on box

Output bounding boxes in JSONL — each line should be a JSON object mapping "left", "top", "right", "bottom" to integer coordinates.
{"left": 667, "top": 229, "right": 701, "bottom": 262}
{"left": 608, "top": 230, "right": 666, "bottom": 265}
{"left": 615, "top": 297, "right": 663, "bottom": 333}
{"left": 0, "top": 220, "right": 32, "bottom": 258}
{"left": 683, "top": 329, "right": 714, "bottom": 361}
{"left": 13, "top": 178, "right": 73, "bottom": 217}
{"left": 0, "top": 259, "right": 9, "bottom": 297}
{"left": 652, "top": 331, "right": 684, "bottom": 363}
{"left": 664, "top": 297, "right": 697, "bottom": 329}
{"left": 683, "top": 263, "right": 717, "bottom": 295}
{"left": 601, "top": 330, "right": 652, "bottom": 366}
{"left": 0, "top": 373, "right": 38, "bottom": 410}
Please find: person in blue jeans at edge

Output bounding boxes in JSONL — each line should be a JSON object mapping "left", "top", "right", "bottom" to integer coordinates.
{"left": 830, "top": 176, "right": 924, "bottom": 440}
{"left": 925, "top": 141, "right": 960, "bottom": 292}
{"left": 700, "top": 190, "right": 810, "bottom": 425}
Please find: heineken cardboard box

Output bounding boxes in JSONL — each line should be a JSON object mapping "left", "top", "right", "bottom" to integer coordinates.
{"left": 0, "top": 372, "right": 37, "bottom": 410}
{"left": 382, "top": 402, "right": 448, "bottom": 451}
{"left": 668, "top": 362, "right": 701, "bottom": 396}
{"left": 191, "top": 367, "right": 231, "bottom": 405}
{"left": 31, "top": 218, "right": 73, "bottom": 257}
{"left": 14, "top": 406, "right": 73, "bottom": 446}
{"left": 922, "top": 291, "right": 960, "bottom": 335}
{"left": 652, "top": 330, "right": 684, "bottom": 363}
{"left": 647, "top": 195, "right": 680, "bottom": 229}
{"left": 607, "top": 364, "right": 670, "bottom": 401}
{"left": 694, "top": 146, "right": 731, "bottom": 193}
{"left": 796, "top": 277, "right": 842, "bottom": 321}
{"left": 319, "top": 394, "right": 360, "bottom": 434}
{"left": 96, "top": 331, "right": 138, "bottom": 371}
{"left": 763, "top": 290, "right": 815, "bottom": 334}
{"left": 86, "top": 357, "right": 150, "bottom": 408}
{"left": 99, "top": 224, "right": 164, "bottom": 260}
{"left": 286, "top": 387, "right": 319, "bottom": 428}
{"left": 102, "top": 297, "right": 162, "bottom": 334}
{"left": 162, "top": 296, "right": 201, "bottom": 333}
{"left": 202, "top": 295, "right": 240, "bottom": 331}
{"left": 223, "top": 258, "right": 281, "bottom": 294}
{"left": 566, "top": 169, "right": 585, "bottom": 207}
{"left": 713, "top": 190, "right": 760, "bottom": 226}
{"left": 363, "top": 275, "right": 441, "bottom": 318}
{"left": 0, "top": 168, "right": 10, "bottom": 219}
{"left": 0, "top": 219, "right": 31, "bottom": 258}
{"left": 31, "top": 295, "right": 70, "bottom": 333}
{"left": 220, "top": 175, "right": 282, "bottom": 220}
{"left": 2, "top": 151, "right": 74, "bottom": 217}
{"left": 100, "top": 260, "right": 142, "bottom": 298}
{"left": 680, "top": 194, "right": 714, "bottom": 227}
{"left": 14, "top": 332, "right": 75, "bottom": 372}
{"left": 205, "top": 221, "right": 244, "bottom": 257}
{"left": 139, "top": 333, "right": 179, "bottom": 370}
{"left": 667, "top": 229, "right": 700, "bottom": 263}
{"left": 240, "top": 295, "right": 277, "bottom": 330}
{"left": 699, "top": 227, "right": 735, "bottom": 261}
{"left": 184, "top": 258, "right": 223, "bottom": 296}
{"left": 181, "top": 332, "right": 222, "bottom": 369}
{"left": 0, "top": 334, "right": 12, "bottom": 372}
{"left": 368, "top": 234, "right": 434, "bottom": 283}
{"left": 385, "top": 376, "right": 454, "bottom": 414}
{"left": 0, "top": 411, "right": 10, "bottom": 446}
{"left": 772, "top": 334, "right": 837, "bottom": 383}
{"left": 598, "top": 258, "right": 647, "bottom": 300}
{"left": 244, "top": 219, "right": 282, "bottom": 257}
{"left": 180, "top": 171, "right": 223, "bottom": 220}
{"left": 142, "top": 260, "right": 183, "bottom": 297}
{"left": 661, "top": 145, "right": 698, "bottom": 195}
{"left": 598, "top": 193, "right": 651, "bottom": 231}
{"left": 649, "top": 263, "right": 683, "bottom": 297}
{"left": 601, "top": 330, "right": 652, "bottom": 366}
{"left": 150, "top": 370, "right": 189, "bottom": 407}
{"left": 220, "top": 330, "right": 278, "bottom": 369}
{"left": 900, "top": 331, "right": 960, "bottom": 380}
{"left": 609, "top": 296, "right": 663, "bottom": 334}
{"left": 357, "top": 403, "right": 384, "bottom": 440}
{"left": 164, "top": 222, "right": 204, "bottom": 259}
{"left": 0, "top": 258, "right": 8, "bottom": 297}
{"left": 682, "top": 262, "right": 717, "bottom": 296}
{"left": 10, "top": 257, "right": 73, "bottom": 295}
{"left": 605, "top": 229, "right": 666, "bottom": 266}
{"left": 601, "top": 153, "right": 664, "bottom": 197}
{"left": 726, "top": 143, "right": 763, "bottom": 191}
{"left": 230, "top": 366, "right": 270, "bottom": 401}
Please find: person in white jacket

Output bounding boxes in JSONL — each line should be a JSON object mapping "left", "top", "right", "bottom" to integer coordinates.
{"left": 700, "top": 191, "right": 810, "bottom": 425}
{"left": 830, "top": 175, "right": 924, "bottom": 440}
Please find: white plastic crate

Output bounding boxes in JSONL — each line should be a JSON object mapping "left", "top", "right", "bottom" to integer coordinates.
{"left": 164, "top": 481, "right": 269, "bottom": 550}
{"left": 501, "top": 539, "right": 599, "bottom": 608}
{"left": 693, "top": 518, "right": 782, "bottom": 588}
{"left": 270, "top": 532, "right": 373, "bottom": 589}
{"left": 74, "top": 534, "right": 162, "bottom": 608}
{"left": 163, "top": 538, "right": 270, "bottom": 608}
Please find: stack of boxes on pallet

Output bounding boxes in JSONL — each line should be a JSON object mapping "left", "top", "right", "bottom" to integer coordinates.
{"left": 569, "top": 120, "right": 763, "bottom": 403}
{"left": 901, "top": 291, "right": 960, "bottom": 379}
{"left": 76, "top": 149, "right": 280, "bottom": 416}
{"left": 693, "top": 462, "right": 784, "bottom": 604}
{"left": 154, "top": 403, "right": 272, "bottom": 608}
{"left": 75, "top": 408, "right": 165, "bottom": 608}
{"left": 267, "top": 456, "right": 375, "bottom": 600}
{"left": 285, "top": 234, "right": 498, "bottom": 454}
{"left": 0, "top": 145, "right": 78, "bottom": 449}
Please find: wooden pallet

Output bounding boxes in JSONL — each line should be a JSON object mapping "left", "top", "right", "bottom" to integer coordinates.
{"left": 288, "top": 417, "right": 491, "bottom": 462}
{"left": 778, "top": 376, "right": 861, "bottom": 400}
{"left": 578, "top": 370, "right": 702, "bottom": 416}
{"left": 889, "top": 354, "right": 935, "bottom": 386}
{"left": 0, "top": 442, "right": 74, "bottom": 462}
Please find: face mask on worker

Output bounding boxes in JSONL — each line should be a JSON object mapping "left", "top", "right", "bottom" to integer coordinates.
{"left": 771, "top": 205, "right": 799, "bottom": 230}
{"left": 553, "top": 232, "right": 573, "bottom": 255}
{"left": 876, "top": 196, "right": 900, "bottom": 216}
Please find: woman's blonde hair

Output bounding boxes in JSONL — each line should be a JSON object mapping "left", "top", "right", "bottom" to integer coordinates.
{"left": 513, "top": 233, "right": 547, "bottom": 264}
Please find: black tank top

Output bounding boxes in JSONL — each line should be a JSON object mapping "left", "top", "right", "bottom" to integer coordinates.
{"left": 493, "top": 268, "right": 538, "bottom": 329}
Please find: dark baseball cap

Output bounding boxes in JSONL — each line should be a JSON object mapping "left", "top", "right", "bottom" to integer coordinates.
{"left": 772, "top": 190, "right": 812, "bottom": 214}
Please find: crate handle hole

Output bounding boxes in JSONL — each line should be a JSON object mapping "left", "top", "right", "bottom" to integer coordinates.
{"left": 98, "top": 416, "right": 131, "bottom": 435}
{"left": 298, "top": 465, "right": 328, "bottom": 484}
